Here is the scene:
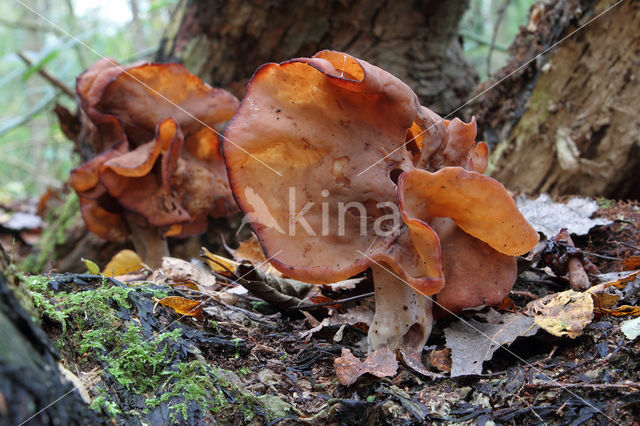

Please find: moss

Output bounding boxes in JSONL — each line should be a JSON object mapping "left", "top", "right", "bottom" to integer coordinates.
{"left": 90, "top": 395, "right": 122, "bottom": 418}
{"left": 22, "top": 192, "right": 80, "bottom": 273}
{"left": 19, "top": 273, "right": 266, "bottom": 423}
{"left": 106, "top": 326, "right": 182, "bottom": 393}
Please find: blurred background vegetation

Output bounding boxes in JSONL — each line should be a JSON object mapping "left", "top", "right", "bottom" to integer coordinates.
{"left": 0, "top": 0, "right": 536, "bottom": 202}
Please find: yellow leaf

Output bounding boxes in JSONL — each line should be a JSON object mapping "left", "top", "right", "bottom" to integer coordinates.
{"left": 528, "top": 290, "right": 593, "bottom": 338}
{"left": 598, "top": 305, "right": 640, "bottom": 317}
{"left": 201, "top": 247, "right": 238, "bottom": 277}
{"left": 81, "top": 258, "right": 100, "bottom": 275}
{"left": 157, "top": 296, "right": 203, "bottom": 316}
{"left": 604, "top": 270, "right": 640, "bottom": 290}
{"left": 102, "top": 249, "right": 144, "bottom": 277}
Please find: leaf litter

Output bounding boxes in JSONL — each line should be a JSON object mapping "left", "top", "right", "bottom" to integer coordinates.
{"left": 5, "top": 197, "right": 640, "bottom": 424}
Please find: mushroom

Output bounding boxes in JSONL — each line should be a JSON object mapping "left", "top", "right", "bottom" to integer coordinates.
{"left": 223, "top": 51, "right": 538, "bottom": 358}
{"left": 68, "top": 59, "right": 239, "bottom": 267}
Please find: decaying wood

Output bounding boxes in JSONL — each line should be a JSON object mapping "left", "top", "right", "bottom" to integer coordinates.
{"left": 156, "top": 0, "right": 477, "bottom": 113}
{"left": 0, "top": 264, "right": 102, "bottom": 424}
{"left": 475, "top": 0, "right": 640, "bottom": 199}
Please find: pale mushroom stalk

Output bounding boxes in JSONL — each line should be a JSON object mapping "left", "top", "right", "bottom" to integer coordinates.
{"left": 124, "top": 212, "right": 169, "bottom": 269}
{"left": 368, "top": 264, "right": 433, "bottom": 354}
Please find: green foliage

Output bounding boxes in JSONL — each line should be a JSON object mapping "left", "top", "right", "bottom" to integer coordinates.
{"left": 0, "top": 0, "right": 172, "bottom": 198}
{"left": 460, "top": 0, "right": 538, "bottom": 80}
{"left": 21, "top": 191, "right": 79, "bottom": 273}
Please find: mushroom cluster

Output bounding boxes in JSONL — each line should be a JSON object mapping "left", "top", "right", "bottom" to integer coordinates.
{"left": 68, "top": 59, "right": 239, "bottom": 266}
{"left": 223, "top": 51, "right": 538, "bottom": 358}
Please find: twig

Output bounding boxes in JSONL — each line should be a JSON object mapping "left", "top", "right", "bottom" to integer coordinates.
{"left": 288, "top": 291, "right": 375, "bottom": 311}
{"left": 0, "top": 17, "right": 65, "bottom": 35}
{"left": 17, "top": 52, "right": 75, "bottom": 98}
{"left": 579, "top": 250, "right": 621, "bottom": 261}
{"left": 510, "top": 290, "right": 539, "bottom": 300}
{"left": 615, "top": 241, "right": 640, "bottom": 252}
{"left": 459, "top": 29, "right": 509, "bottom": 51}
{"left": 487, "top": 0, "right": 514, "bottom": 76}
{"left": 514, "top": 395, "right": 545, "bottom": 424}
{"left": 525, "top": 382, "right": 640, "bottom": 391}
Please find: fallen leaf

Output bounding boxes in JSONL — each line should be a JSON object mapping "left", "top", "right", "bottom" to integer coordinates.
{"left": 150, "top": 257, "right": 217, "bottom": 291}
{"left": 400, "top": 348, "right": 444, "bottom": 379}
{"left": 527, "top": 290, "right": 594, "bottom": 338}
{"left": 603, "top": 270, "right": 640, "bottom": 290}
{"left": 201, "top": 247, "right": 239, "bottom": 277}
{"left": 516, "top": 193, "right": 611, "bottom": 238}
{"left": 445, "top": 312, "right": 538, "bottom": 377}
{"left": 590, "top": 292, "right": 621, "bottom": 309}
{"left": 429, "top": 348, "right": 452, "bottom": 373}
{"left": 157, "top": 296, "right": 203, "bottom": 316}
{"left": 621, "top": 317, "right": 640, "bottom": 340}
{"left": 598, "top": 305, "right": 640, "bottom": 317}
{"left": 334, "top": 347, "right": 397, "bottom": 386}
{"left": 623, "top": 256, "right": 640, "bottom": 271}
{"left": 300, "top": 304, "right": 374, "bottom": 340}
{"left": 232, "top": 235, "right": 267, "bottom": 265}
{"left": 102, "top": 249, "right": 144, "bottom": 277}
{"left": 81, "top": 258, "right": 100, "bottom": 275}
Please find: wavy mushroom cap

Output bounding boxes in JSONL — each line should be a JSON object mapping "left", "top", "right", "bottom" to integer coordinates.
{"left": 69, "top": 60, "right": 240, "bottom": 240}
{"left": 224, "top": 50, "right": 539, "bottom": 309}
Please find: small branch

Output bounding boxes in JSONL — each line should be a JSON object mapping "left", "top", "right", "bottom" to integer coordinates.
{"left": 487, "top": 0, "right": 514, "bottom": 76}
{"left": 17, "top": 52, "right": 75, "bottom": 99}
{"left": 525, "top": 382, "right": 640, "bottom": 391}
{"left": 459, "top": 29, "right": 509, "bottom": 51}
{"left": 510, "top": 290, "right": 539, "bottom": 300}
{"left": 288, "top": 291, "right": 375, "bottom": 311}
{"left": 0, "top": 17, "right": 65, "bottom": 35}
{"left": 615, "top": 241, "right": 640, "bottom": 252}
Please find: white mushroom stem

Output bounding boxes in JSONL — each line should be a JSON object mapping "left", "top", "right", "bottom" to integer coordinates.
{"left": 367, "top": 263, "right": 433, "bottom": 354}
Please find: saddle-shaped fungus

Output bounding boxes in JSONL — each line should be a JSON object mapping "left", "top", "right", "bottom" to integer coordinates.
{"left": 69, "top": 59, "right": 239, "bottom": 267}
{"left": 223, "top": 51, "right": 538, "bottom": 360}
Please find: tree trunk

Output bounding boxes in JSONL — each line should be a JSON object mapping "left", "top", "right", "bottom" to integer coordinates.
{"left": 475, "top": 0, "right": 640, "bottom": 199}
{"left": 0, "top": 253, "right": 102, "bottom": 425}
{"left": 156, "top": 0, "right": 477, "bottom": 114}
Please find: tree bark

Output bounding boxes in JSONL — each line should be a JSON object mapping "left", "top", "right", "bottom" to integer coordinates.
{"left": 156, "top": 0, "right": 477, "bottom": 114}
{"left": 475, "top": 0, "right": 640, "bottom": 199}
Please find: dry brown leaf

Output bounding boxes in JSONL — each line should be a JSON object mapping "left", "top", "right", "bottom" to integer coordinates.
{"left": 590, "top": 292, "right": 621, "bottom": 309}
{"left": 429, "top": 348, "right": 452, "bottom": 373}
{"left": 598, "top": 305, "right": 640, "bottom": 317}
{"left": 334, "top": 347, "right": 397, "bottom": 386}
{"left": 157, "top": 296, "right": 203, "bottom": 317}
{"left": 102, "top": 249, "right": 144, "bottom": 277}
{"left": 150, "top": 257, "right": 217, "bottom": 291}
{"left": 604, "top": 270, "right": 640, "bottom": 290}
{"left": 445, "top": 311, "right": 538, "bottom": 376}
{"left": 622, "top": 256, "right": 640, "bottom": 271}
{"left": 233, "top": 235, "right": 267, "bottom": 265}
{"left": 527, "top": 290, "right": 593, "bottom": 338}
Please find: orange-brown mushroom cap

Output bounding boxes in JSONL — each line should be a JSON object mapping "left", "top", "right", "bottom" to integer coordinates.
{"left": 224, "top": 50, "right": 446, "bottom": 292}
{"left": 69, "top": 60, "right": 239, "bottom": 240}
{"left": 397, "top": 168, "right": 539, "bottom": 311}
{"left": 223, "top": 50, "right": 538, "bottom": 310}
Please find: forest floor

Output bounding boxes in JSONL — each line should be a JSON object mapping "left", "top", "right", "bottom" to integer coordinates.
{"left": 1, "top": 196, "right": 640, "bottom": 425}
